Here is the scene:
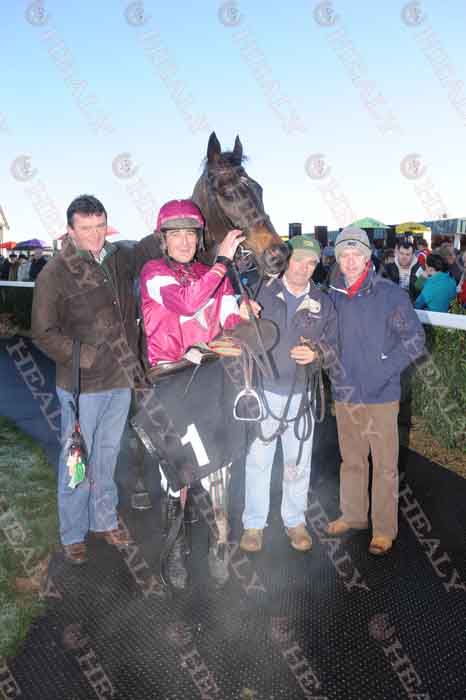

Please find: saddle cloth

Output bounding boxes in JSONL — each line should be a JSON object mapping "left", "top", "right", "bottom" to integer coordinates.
{"left": 131, "top": 358, "right": 248, "bottom": 492}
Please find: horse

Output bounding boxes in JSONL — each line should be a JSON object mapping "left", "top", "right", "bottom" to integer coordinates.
{"left": 192, "top": 132, "right": 289, "bottom": 277}
{"left": 130, "top": 134, "right": 292, "bottom": 589}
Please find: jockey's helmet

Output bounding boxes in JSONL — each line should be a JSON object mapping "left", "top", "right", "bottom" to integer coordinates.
{"left": 156, "top": 199, "right": 206, "bottom": 258}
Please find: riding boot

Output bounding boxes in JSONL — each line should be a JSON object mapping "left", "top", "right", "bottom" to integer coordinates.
{"left": 164, "top": 495, "right": 189, "bottom": 591}
{"left": 207, "top": 514, "right": 230, "bottom": 587}
{"left": 184, "top": 483, "right": 202, "bottom": 524}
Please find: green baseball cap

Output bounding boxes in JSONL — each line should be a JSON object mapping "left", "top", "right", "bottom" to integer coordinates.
{"left": 288, "top": 235, "right": 321, "bottom": 260}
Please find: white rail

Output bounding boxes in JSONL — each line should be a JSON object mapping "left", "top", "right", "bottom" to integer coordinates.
{"left": 415, "top": 309, "right": 466, "bottom": 331}
{"left": 1, "top": 282, "right": 465, "bottom": 329}
{"left": 0, "top": 281, "right": 35, "bottom": 288}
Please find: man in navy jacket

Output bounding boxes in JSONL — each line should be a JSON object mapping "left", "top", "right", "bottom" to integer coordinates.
{"left": 326, "top": 227, "right": 425, "bottom": 555}
{"left": 240, "top": 236, "right": 339, "bottom": 554}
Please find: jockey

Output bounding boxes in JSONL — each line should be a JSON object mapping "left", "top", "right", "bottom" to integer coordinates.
{"left": 140, "top": 198, "right": 257, "bottom": 367}
{"left": 139, "top": 199, "right": 259, "bottom": 590}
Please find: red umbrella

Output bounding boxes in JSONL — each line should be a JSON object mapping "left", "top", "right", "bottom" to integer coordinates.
{"left": 0, "top": 241, "right": 17, "bottom": 250}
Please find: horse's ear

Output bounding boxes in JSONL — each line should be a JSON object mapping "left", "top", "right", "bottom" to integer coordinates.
{"left": 233, "top": 135, "right": 243, "bottom": 164}
{"left": 207, "top": 132, "right": 221, "bottom": 165}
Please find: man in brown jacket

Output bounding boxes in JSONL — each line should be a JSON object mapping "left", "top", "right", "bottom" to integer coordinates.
{"left": 32, "top": 194, "right": 142, "bottom": 564}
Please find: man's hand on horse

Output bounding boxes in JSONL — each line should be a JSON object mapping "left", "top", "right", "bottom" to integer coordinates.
{"left": 217, "top": 229, "right": 246, "bottom": 260}
{"left": 239, "top": 299, "right": 261, "bottom": 321}
{"left": 290, "top": 339, "right": 317, "bottom": 365}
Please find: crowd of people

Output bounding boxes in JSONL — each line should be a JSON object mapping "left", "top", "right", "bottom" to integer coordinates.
{"left": 313, "top": 236, "right": 465, "bottom": 312}
{"left": 27, "top": 193, "right": 462, "bottom": 589}
{"left": 0, "top": 249, "right": 48, "bottom": 282}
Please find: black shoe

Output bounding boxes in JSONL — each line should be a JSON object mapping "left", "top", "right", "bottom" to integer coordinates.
{"left": 163, "top": 496, "right": 189, "bottom": 591}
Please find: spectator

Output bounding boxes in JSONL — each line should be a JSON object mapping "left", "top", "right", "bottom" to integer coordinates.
{"left": 382, "top": 248, "right": 395, "bottom": 266}
{"left": 416, "top": 238, "right": 431, "bottom": 269}
{"left": 326, "top": 227, "right": 425, "bottom": 556}
{"left": 457, "top": 251, "right": 466, "bottom": 307}
{"left": 29, "top": 248, "right": 48, "bottom": 281}
{"left": 414, "top": 254, "right": 458, "bottom": 312}
{"left": 7, "top": 253, "right": 20, "bottom": 281}
{"left": 0, "top": 255, "right": 9, "bottom": 280}
{"left": 17, "top": 254, "right": 32, "bottom": 282}
{"left": 383, "top": 240, "right": 421, "bottom": 300}
{"left": 435, "top": 245, "right": 462, "bottom": 284}
{"left": 32, "top": 194, "right": 140, "bottom": 565}
{"left": 240, "top": 236, "right": 338, "bottom": 555}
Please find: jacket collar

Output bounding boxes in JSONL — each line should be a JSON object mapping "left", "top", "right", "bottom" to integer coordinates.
{"left": 62, "top": 235, "right": 117, "bottom": 263}
{"left": 329, "top": 264, "right": 376, "bottom": 296}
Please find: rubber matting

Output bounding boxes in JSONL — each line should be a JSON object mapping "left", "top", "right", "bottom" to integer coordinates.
{"left": 5, "top": 445, "right": 466, "bottom": 700}
{"left": 2, "top": 337, "right": 466, "bottom": 699}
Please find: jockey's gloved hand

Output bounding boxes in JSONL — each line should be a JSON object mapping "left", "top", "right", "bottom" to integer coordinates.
{"left": 208, "top": 338, "right": 242, "bottom": 357}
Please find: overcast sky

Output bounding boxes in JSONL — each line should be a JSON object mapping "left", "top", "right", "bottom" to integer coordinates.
{"left": 1, "top": 0, "right": 466, "bottom": 242}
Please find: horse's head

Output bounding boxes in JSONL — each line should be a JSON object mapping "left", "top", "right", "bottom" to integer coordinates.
{"left": 192, "top": 132, "right": 289, "bottom": 277}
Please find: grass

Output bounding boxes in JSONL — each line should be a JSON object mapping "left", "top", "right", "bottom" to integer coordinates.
{"left": 0, "top": 416, "right": 58, "bottom": 659}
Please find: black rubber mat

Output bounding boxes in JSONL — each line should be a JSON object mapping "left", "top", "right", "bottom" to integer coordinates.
{"left": 4, "top": 445, "right": 466, "bottom": 700}
{"left": 2, "top": 337, "right": 466, "bottom": 699}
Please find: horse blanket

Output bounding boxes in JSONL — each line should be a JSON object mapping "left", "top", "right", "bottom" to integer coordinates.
{"left": 131, "top": 357, "right": 251, "bottom": 493}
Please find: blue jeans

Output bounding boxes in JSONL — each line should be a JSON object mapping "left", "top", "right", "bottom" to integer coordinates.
{"left": 242, "top": 391, "right": 314, "bottom": 530}
{"left": 56, "top": 387, "right": 131, "bottom": 545}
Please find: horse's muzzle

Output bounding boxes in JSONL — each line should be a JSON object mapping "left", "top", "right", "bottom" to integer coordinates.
{"left": 261, "top": 242, "right": 290, "bottom": 276}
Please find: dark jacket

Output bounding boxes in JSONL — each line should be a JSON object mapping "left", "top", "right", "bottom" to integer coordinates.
{"left": 29, "top": 256, "right": 47, "bottom": 281}
{"left": 257, "top": 277, "right": 339, "bottom": 394}
{"left": 328, "top": 269, "right": 425, "bottom": 404}
{"left": 32, "top": 237, "right": 141, "bottom": 393}
{"left": 383, "top": 260, "right": 420, "bottom": 300}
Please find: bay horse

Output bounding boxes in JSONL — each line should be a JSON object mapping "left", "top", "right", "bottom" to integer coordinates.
{"left": 192, "top": 132, "right": 289, "bottom": 277}
{"left": 131, "top": 133, "right": 290, "bottom": 589}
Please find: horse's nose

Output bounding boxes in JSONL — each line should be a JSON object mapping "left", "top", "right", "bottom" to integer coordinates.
{"left": 262, "top": 242, "right": 290, "bottom": 276}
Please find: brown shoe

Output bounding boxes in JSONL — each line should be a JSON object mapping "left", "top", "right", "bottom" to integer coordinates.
{"left": 63, "top": 542, "right": 87, "bottom": 565}
{"left": 369, "top": 535, "right": 393, "bottom": 556}
{"left": 285, "top": 523, "right": 312, "bottom": 552}
{"left": 90, "top": 528, "right": 132, "bottom": 546}
{"left": 239, "top": 528, "right": 263, "bottom": 552}
{"left": 325, "top": 518, "right": 367, "bottom": 537}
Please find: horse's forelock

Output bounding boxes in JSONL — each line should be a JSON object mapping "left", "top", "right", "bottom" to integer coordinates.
{"left": 202, "top": 151, "right": 248, "bottom": 173}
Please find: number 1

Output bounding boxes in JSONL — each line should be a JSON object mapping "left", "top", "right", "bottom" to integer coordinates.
{"left": 181, "top": 424, "right": 210, "bottom": 467}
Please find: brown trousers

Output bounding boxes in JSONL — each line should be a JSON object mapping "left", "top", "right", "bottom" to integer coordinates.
{"left": 335, "top": 401, "right": 400, "bottom": 540}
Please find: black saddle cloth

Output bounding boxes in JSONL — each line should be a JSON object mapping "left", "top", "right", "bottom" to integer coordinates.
{"left": 131, "top": 359, "right": 248, "bottom": 492}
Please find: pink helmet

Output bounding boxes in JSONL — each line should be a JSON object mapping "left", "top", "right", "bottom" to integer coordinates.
{"left": 156, "top": 199, "right": 205, "bottom": 232}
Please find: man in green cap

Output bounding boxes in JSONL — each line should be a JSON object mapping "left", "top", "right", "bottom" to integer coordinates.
{"left": 240, "top": 236, "right": 339, "bottom": 553}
